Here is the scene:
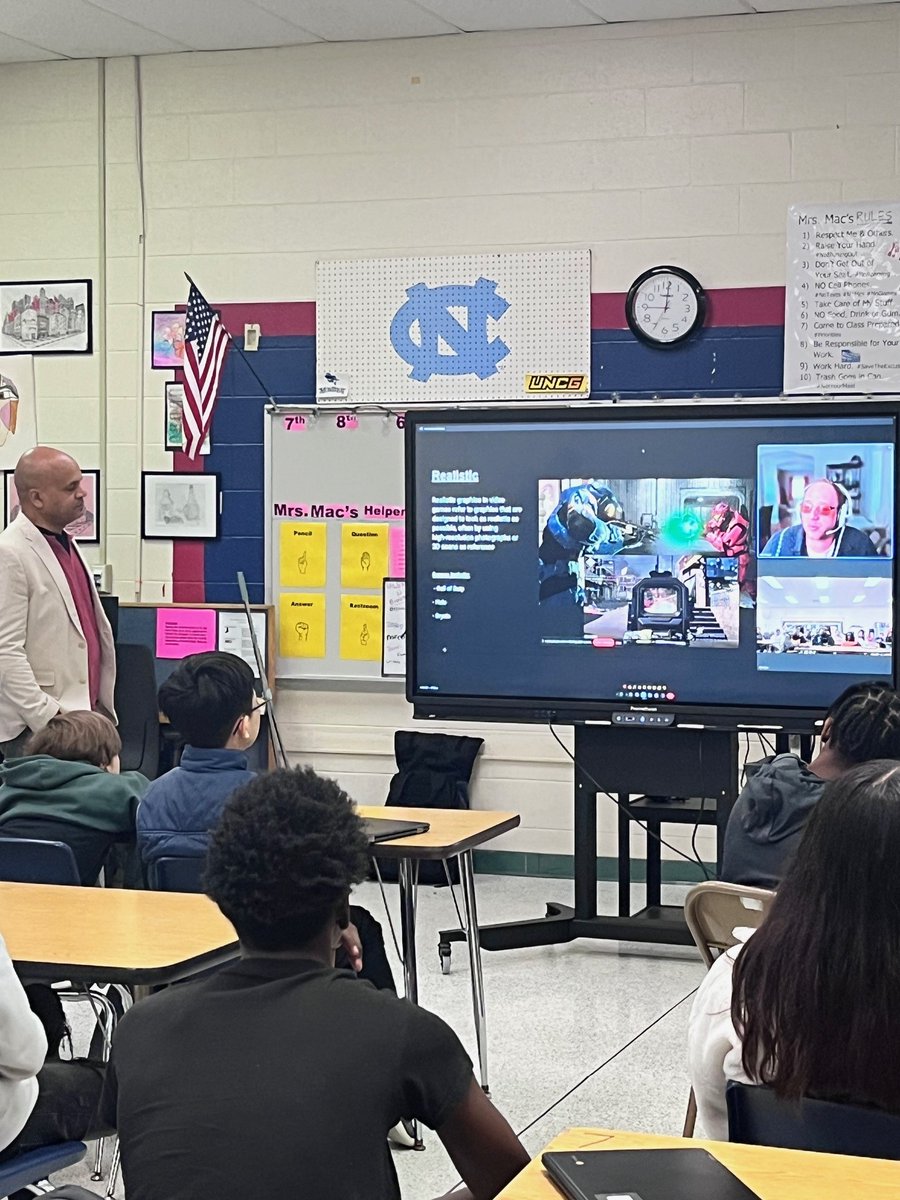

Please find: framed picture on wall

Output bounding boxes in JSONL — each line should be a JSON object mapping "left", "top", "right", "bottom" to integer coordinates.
{"left": 0, "top": 279, "right": 92, "bottom": 355}
{"left": 164, "top": 382, "right": 210, "bottom": 454}
{"left": 141, "top": 471, "right": 220, "bottom": 540}
{"left": 151, "top": 311, "right": 186, "bottom": 369}
{"left": 5, "top": 468, "right": 101, "bottom": 544}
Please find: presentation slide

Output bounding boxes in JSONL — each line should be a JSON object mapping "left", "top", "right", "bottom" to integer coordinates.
{"left": 411, "top": 409, "right": 895, "bottom": 715}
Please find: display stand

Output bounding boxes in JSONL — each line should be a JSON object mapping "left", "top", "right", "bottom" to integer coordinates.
{"left": 439, "top": 724, "right": 738, "bottom": 960}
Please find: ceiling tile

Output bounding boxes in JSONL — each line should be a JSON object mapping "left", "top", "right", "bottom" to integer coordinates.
{"left": 0, "top": 0, "right": 188, "bottom": 56}
{"left": 251, "top": 0, "right": 458, "bottom": 40}
{"left": 0, "top": 29, "right": 64, "bottom": 60}
{"left": 583, "top": 0, "right": 748, "bottom": 19}
{"left": 417, "top": 0, "right": 604, "bottom": 32}
{"left": 88, "top": 0, "right": 321, "bottom": 50}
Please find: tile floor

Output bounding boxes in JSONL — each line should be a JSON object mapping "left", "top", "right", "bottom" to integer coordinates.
{"left": 56, "top": 874, "right": 707, "bottom": 1198}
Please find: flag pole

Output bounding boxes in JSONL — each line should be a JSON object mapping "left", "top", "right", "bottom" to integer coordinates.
{"left": 184, "top": 273, "right": 281, "bottom": 408}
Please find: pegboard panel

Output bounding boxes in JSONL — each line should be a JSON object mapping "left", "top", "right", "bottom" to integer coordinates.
{"left": 316, "top": 249, "right": 590, "bottom": 405}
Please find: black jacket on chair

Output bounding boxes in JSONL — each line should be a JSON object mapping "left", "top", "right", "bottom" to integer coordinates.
{"left": 379, "top": 731, "right": 484, "bottom": 886}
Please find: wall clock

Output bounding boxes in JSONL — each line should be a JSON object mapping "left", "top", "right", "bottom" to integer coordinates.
{"left": 625, "top": 266, "right": 706, "bottom": 348}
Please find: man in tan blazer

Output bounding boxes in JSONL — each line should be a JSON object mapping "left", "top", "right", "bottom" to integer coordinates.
{"left": 0, "top": 447, "right": 116, "bottom": 756}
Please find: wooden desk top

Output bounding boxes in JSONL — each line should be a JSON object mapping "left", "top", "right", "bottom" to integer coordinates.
{"left": 498, "top": 1127, "right": 900, "bottom": 1199}
{"left": 357, "top": 805, "right": 520, "bottom": 860}
{"left": 0, "top": 881, "right": 238, "bottom": 986}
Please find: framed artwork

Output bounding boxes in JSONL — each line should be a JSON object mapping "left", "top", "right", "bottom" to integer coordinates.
{"left": 0, "top": 279, "right": 92, "bottom": 355}
{"left": 151, "top": 311, "right": 186, "bottom": 369}
{"left": 141, "top": 471, "right": 220, "bottom": 540}
{"left": 164, "top": 382, "right": 210, "bottom": 454}
{"left": 5, "top": 468, "right": 101, "bottom": 544}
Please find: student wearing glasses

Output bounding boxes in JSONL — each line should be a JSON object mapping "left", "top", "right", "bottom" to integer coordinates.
{"left": 137, "top": 652, "right": 396, "bottom": 993}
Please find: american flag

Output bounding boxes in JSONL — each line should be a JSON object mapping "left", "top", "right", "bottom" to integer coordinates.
{"left": 182, "top": 280, "right": 229, "bottom": 460}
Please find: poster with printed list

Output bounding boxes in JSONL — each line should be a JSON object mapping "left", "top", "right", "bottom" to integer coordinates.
{"left": 785, "top": 202, "right": 900, "bottom": 394}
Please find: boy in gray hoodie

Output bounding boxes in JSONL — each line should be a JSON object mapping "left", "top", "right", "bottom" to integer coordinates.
{"left": 721, "top": 681, "right": 900, "bottom": 889}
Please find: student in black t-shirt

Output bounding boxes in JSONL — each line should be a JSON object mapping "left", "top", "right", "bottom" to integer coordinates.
{"left": 100, "top": 767, "right": 530, "bottom": 1200}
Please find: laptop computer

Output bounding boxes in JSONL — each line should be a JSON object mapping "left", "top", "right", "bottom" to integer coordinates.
{"left": 362, "top": 816, "right": 430, "bottom": 843}
{"left": 541, "top": 1149, "right": 763, "bottom": 1200}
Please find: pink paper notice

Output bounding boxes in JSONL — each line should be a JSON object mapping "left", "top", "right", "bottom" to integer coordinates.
{"left": 156, "top": 608, "right": 217, "bottom": 659}
{"left": 389, "top": 524, "right": 406, "bottom": 578}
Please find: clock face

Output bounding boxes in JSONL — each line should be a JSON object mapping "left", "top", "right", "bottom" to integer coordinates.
{"left": 626, "top": 267, "right": 705, "bottom": 347}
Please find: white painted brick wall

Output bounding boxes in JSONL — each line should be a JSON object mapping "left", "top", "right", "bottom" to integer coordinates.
{"left": 3, "top": 4, "right": 896, "bottom": 862}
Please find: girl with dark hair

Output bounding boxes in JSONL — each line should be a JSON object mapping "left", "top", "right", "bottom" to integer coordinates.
{"left": 688, "top": 759, "right": 900, "bottom": 1139}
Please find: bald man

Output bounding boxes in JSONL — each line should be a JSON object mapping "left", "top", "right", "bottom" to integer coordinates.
{"left": 760, "top": 478, "right": 879, "bottom": 558}
{"left": 0, "top": 447, "right": 116, "bottom": 757}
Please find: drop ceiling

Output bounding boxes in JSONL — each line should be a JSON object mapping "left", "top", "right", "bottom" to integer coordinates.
{"left": 0, "top": 0, "right": 892, "bottom": 62}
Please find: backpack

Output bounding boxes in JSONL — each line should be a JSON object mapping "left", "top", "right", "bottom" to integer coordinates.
{"left": 378, "top": 731, "right": 484, "bottom": 886}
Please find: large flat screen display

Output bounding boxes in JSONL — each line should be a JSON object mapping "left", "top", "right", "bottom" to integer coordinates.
{"left": 406, "top": 402, "right": 898, "bottom": 727}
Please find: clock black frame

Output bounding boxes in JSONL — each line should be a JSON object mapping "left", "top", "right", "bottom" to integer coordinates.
{"left": 625, "top": 264, "right": 707, "bottom": 349}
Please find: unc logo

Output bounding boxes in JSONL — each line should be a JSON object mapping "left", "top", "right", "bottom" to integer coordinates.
{"left": 390, "top": 277, "right": 510, "bottom": 382}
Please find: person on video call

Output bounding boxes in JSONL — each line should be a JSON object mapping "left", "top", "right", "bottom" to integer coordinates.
{"left": 760, "top": 478, "right": 878, "bottom": 558}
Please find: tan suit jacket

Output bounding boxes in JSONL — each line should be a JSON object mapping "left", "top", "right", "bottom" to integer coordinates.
{"left": 0, "top": 513, "right": 116, "bottom": 741}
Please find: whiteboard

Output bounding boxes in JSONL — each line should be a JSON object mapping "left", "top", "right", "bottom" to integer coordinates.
{"left": 264, "top": 407, "right": 406, "bottom": 682}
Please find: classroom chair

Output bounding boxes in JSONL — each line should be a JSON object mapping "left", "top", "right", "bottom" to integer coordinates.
{"left": 113, "top": 643, "right": 160, "bottom": 780}
{"left": 147, "top": 856, "right": 204, "bottom": 892}
{"left": 0, "top": 1140, "right": 86, "bottom": 1198}
{"left": 0, "top": 836, "right": 123, "bottom": 1181}
{"left": 0, "top": 837, "right": 80, "bottom": 885}
{"left": 682, "top": 880, "right": 776, "bottom": 1136}
{"left": 726, "top": 1080, "right": 900, "bottom": 1160}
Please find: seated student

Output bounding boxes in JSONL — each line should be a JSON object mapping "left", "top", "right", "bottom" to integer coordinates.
{"left": 720, "top": 681, "right": 900, "bottom": 889}
{"left": 0, "top": 928, "right": 105, "bottom": 1165}
{"left": 102, "top": 768, "right": 529, "bottom": 1200}
{"left": 137, "top": 651, "right": 394, "bottom": 991}
{"left": 689, "top": 759, "right": 900, "bottom": 1140}
{"left": 0, "top": 712, "right": 146, "bottom": 885}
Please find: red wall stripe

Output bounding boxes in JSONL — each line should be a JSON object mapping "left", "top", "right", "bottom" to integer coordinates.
{"left": 592, "top": 285, "right": 784, "bottom": 330}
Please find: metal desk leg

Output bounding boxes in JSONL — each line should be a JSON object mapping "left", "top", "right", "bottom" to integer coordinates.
{"left": 399, "top": 858, "right": 419, "bottom": 1006}
{"left": 459, "top": 849, "right": 489, "bottom": 1094}
{"left": 398, "top": 857, "right": 424, "bottom": 1149}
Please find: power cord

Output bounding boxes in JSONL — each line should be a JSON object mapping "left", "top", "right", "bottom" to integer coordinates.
{"left": 513, "top": 984, "right": 699, "bottom": 1139}
{"left": 440, "top": 984, "right": 700, "bottom": 1196}
{"left": 548, "top": 725, "right": 711, "bottom": 880}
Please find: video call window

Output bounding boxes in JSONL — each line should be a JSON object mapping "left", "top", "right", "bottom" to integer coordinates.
{"left": 757, "top": 443, "right": 893, "bottom": 559}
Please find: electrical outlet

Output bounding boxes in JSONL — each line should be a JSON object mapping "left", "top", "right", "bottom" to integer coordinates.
{"left": 244, "top": 323, "right": 260, "bottom": 351}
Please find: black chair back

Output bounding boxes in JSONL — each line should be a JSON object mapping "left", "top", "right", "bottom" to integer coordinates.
{"left": 0, "top": 837, "right": 80, "bottom": 885}
{"left": 114, "top": 643, "right": 160, "bottom": 779}
{"left": 726, "top": 1081, "right": 900, "bottom": 1160}
{"left": 149, "top": 856, "right": 205, "bottom": 893}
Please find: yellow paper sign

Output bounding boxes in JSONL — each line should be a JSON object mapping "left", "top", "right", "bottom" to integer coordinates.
{"left": 280, "top": 522, "right": 327, "bottom": 589}
{"left": 339, "top": 594, "right": 382, "bottom": 662}
{"left": 341, "top": 523, "right": 388, "bottom": 589}
{"left": 279, "top": 593, "right": 326, "bottom": 658}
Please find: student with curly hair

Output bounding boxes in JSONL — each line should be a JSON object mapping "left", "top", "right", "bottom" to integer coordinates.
{"left": 689, "top": 759, "right": 900, "bottom": 1139}
{"left": 721, "top": 680, "right": 900, "bottom": 888}
{"left": 101, "top": 767, "right": 529, "bottom": 1200}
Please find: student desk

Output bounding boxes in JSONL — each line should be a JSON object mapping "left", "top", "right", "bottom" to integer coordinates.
{"left": 0, "top": 881, "right": 239, "bottom": 997}
{"left": 497, "top": 1127, "right": 900, "bottom": 1199}
{"left": 358, "top": 805, "right": 519, "bottom": 1109}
